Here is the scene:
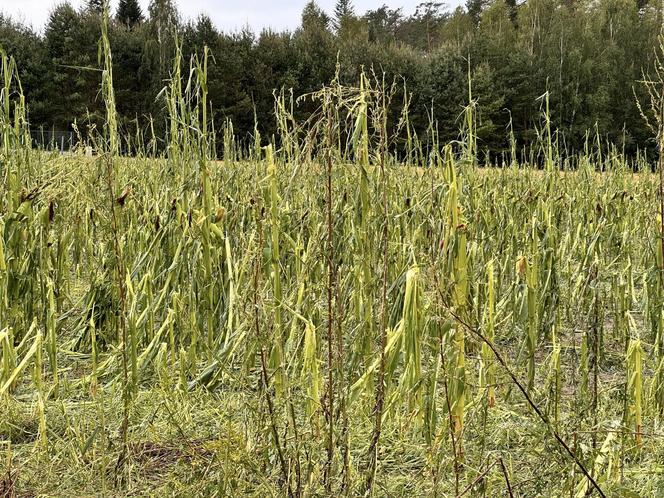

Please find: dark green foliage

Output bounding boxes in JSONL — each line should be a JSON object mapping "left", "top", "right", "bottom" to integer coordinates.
{"left": 364, "top": 6, "right": 403, "bottom": 44}
{"left": 466, "top": 0, "right": 487, "bottom": 25}
{"left": 41, "top": 4, "right": 101, "bottom": 130}
{"left": 116, "top": 0, "right": 143, "bottom": 28}
{"left": 0, "top": 15, "right": 47, "bottom": 124}
{"left": 301, "top": 1, "right": 331, "bottom": 32}
{"left": 334, "top": 0, "right": 355, "bottom": 31}
{"left": 0, "top": 0, "right": 661, "bottom": 157}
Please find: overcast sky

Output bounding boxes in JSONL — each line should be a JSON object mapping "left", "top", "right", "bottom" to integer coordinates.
{"left": 1, "top": 0, "right": 460, "bottom": 34}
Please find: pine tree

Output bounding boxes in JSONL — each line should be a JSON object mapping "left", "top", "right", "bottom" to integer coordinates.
{"left": 504, "top": 0, "right": 518, "bottom": 25}
{"left": 466, "top": 0, "right": 487, "bottom": 25}
{"left": 117, "top": 0, "right": 144, "bottom": 28}
{"left": 333, "top": 0, "right": 354, "bottom": 31}
{"left": 43, "top": 4, "right": 97, "bottom": 129}
{"left": 301, "top": 1, "right": 331, "bottom": 32}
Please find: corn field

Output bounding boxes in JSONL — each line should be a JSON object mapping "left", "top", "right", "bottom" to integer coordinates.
{"left": 1, "top": 10, "right": 664, "bottom": 497}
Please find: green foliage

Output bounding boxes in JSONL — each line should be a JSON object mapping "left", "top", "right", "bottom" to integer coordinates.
{"left": 116, "top": 0, "right": 143, "bottom": 28}
{"left": 1, "top": 32, "right": 664, "bottom": 494}
{"left": 0, "top": 0, "right": 660, "bottom": 159}
{"left": 333, "top": 0, "right": 355, "bottom": 32}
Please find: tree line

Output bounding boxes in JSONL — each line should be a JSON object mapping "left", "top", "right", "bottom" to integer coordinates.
{"left": 0, "top": 0, "right": 662, "bottom": 159}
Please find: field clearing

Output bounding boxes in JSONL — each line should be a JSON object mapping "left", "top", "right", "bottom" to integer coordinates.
{"left": 2, "top": 148, "right": 664, "bottom": 496}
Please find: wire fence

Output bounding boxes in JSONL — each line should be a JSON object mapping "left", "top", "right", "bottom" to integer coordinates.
{"left": 29, "top": 129, "right": 76, "bottom": 152}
